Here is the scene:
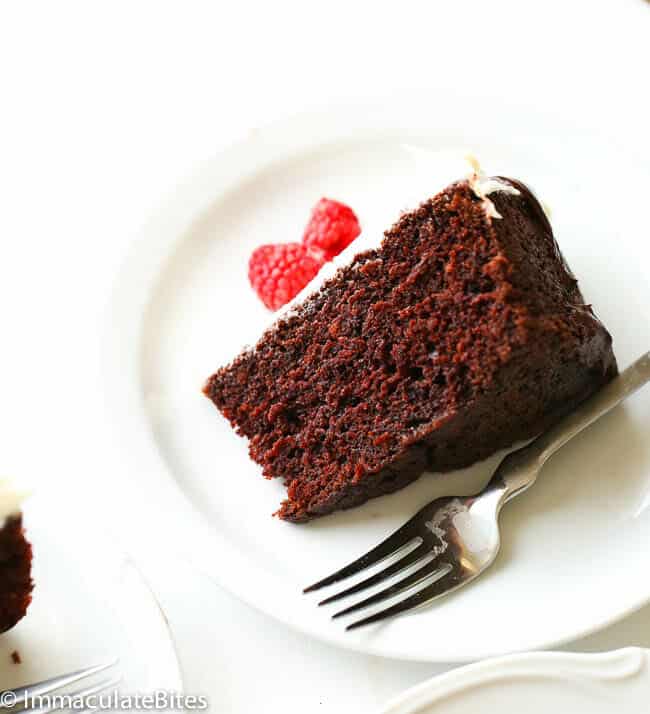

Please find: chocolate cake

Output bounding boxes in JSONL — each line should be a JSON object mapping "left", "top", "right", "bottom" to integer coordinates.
{"left": 0, "top": 515, "right": 32, "bottom": 632}
{"left": 204, "top": 173, "right": 617, "bottom": 522}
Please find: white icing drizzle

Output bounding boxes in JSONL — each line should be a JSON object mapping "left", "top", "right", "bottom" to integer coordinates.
{"left": 0, "top": 476, "right": 26, "bottom": 527}
{"left": 541, "top": 200, "right": 553, "bottom": 220}
{"left": 465, "top": 153, "right": 521, "bottom": 219}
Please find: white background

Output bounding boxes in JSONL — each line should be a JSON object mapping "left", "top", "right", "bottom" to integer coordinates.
{"left": 1, "top": 1, "right": 649, "bottom": 712}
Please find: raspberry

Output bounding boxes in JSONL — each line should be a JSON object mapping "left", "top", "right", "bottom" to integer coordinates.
{"left": 248, "top": 243, "right": 325, "bottom": 311}
{"left": 302, "top": 198, "right": 361, "bottom": 260}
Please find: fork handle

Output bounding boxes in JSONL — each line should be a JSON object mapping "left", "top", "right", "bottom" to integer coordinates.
{"left": 535, "top": 351, "right": 650, "bottom": 462}
{"left": 497, "top": 351, "right": 650, "bottom": 502}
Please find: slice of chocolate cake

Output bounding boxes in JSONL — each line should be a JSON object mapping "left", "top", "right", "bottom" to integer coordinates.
{"left": 204, "top": 171, "right": 617, "bottom": 522}
{"left": 0, "top": 477, "right": 32, "bottom": 631}
{"left": 0, "top": 514, "right": 33, "bottom": 632}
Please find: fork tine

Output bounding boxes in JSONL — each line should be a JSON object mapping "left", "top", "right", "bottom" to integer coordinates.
{"left": 303, "top": 522, "right": 417, "bottom": 593}
{"left": 333, "top": 560, "right": 451, "bottom": 619}
{"left": 346, "top": 568, "right": 465, "bottom": 631}
{"left": 2, "top": 661, "right": 118, "bottom": 706}
{"left": 25, "top": 676, "right": 121, "bottom": 714}
{"left": 318, "top": 543, "right": 429, "bottom": 606}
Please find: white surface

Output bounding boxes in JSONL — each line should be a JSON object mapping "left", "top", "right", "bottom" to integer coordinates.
{"left": 378, "top": 648, "right": 650, "bottom": 713}
{"left": 150, "top": 559, "right": 650, "bottom": 713}
{"left": 106, "top": 97, "right": 650, "bottom": 661}
{"left": 0, "top": 494, "right": 181, "bottom": 700}
{"left": 0, "top": 0, "right": 649, "bottom": 711}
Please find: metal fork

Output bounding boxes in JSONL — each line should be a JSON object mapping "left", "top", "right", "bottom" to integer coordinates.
{"left": 0, "top": 660, "right": 120, "bottom": 713}
{"left": 304, "top": 351, "right": 650, "bottom": 630}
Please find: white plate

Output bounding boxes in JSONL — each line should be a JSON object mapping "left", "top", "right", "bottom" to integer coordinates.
{"left": 105, "top": 94, "right": 650, "bottom": 662}
{"left": 378, "top": 648, "right": 650, "bottom": 713}
{"left": 0, "top": 493, "right": 182, "bottom": 698}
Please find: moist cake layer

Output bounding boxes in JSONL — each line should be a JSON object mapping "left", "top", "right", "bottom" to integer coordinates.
{"left": 204, "top": 177, "right": 617, "bottom": 522}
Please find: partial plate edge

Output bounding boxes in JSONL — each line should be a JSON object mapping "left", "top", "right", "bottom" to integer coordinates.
{"left": 377, "top": 648, "right": 649, "bottom": 713}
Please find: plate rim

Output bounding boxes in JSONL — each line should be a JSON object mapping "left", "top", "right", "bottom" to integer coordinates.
{"left": 376, "top": 647, "right": 650, "bottom": 713}
{"left": 14, "top": 497, "right": 184, "bottom": 693}
{"left": 120, "top": 553, "right": 185, "bottom": 692}
{"left": 103, "top": 91, "right": 650, "bottom": 662}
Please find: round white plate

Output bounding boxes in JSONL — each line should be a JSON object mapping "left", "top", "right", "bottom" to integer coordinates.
{"left": 378, "top": 648, "right": 650, "bottom": 713}
{"left": 105, "top": 94, "right": 650, "bottom": 662}
{"left": 0, "top": 493, "right": 182, "bottom": 698}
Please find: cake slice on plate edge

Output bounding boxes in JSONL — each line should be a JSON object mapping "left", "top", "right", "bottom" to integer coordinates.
{"left": 0, "top": 477, "right": 33, "bottom": 632}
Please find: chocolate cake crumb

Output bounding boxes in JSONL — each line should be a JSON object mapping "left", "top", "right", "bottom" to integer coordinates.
{"left": 204, "top": 177, "right": 617, "bottom": 522}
